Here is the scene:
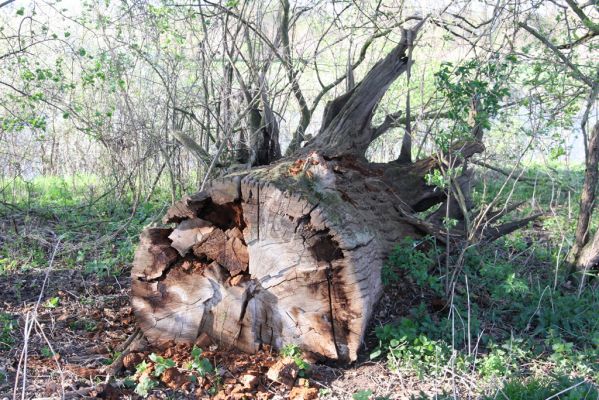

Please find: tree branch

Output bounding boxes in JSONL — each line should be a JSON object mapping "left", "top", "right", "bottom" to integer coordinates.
{"left": 307, "top": 17, "right": 428, "bottom": 156}
{"left": 518, "top": 22, "right": 594, "bottom": 87}
{"left": 556, "top": 30, "right": 598, "bottom": 49}
{"left": 0, "top": 0, "right": 16, "bottom": 9}
{"left": 564, "top": 0, "right": 599, "bottom": 33}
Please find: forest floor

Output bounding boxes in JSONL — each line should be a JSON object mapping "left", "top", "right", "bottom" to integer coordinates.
{"left": 0, "top": 167, "right": 598, "bottom": 399}
{"left": 0, "top": 264, "right": 437, "bottom": 399}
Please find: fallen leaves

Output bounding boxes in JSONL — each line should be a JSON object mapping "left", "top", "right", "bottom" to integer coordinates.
{"left": 289, "top": 385, "right": 319, "bottom": 400}
{"left": 266, "top": 356, "right": 300, "bottom": 389}
{"left": 160, "top": 367, "right": 188, "bottom": 389}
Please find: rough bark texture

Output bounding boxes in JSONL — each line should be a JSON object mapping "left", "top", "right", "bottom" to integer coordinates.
{"left": 131, "top": 19, "right": 526, "bottom": 362}
{"left": 570, "top": 122, "right": 599, "bottom": 268}
{"left": 567, "top": 121, "right": 599, "bottom": 278}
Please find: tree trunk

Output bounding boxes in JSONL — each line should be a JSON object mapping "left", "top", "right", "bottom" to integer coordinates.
{"left": 569, "top": 121, "right": 599, "bottom": 277}
{"left": 131, "top": 19, "right": 515, "bottom": 362}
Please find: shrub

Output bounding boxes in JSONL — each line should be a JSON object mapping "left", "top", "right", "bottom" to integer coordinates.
{"left": 382, "top": 237, "right": 441, "bottom": 294}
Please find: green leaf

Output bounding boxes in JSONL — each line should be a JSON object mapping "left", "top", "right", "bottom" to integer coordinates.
{"left": 369, "top": 349, "right": 382, "bottom": 359}
{"left": 41, "top": 346, "right": 52, "bottom": 358}
{"left": 16, "top": 7, "right": 25, "bottom": 16}
{"left": 191, "top": 346, "right": 202, "bottom": 359}
{"left": 353, "top": 389, "right": 373, "bottom": 400}
{"left": 135, "top": 360, "right": 149, "bottom": 374}
{"left": 134, "top": 375, "right": 157, "bottom": 397}
{"left": 45, "top": 297, "right": 60, "bottom": 308}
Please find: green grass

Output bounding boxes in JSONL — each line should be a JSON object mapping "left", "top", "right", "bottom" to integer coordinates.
{"left": 411, "top": 376, "right": 599, "bottom": 399}
{"left": 0, "top": 174, "right": 171, "bottom": 277}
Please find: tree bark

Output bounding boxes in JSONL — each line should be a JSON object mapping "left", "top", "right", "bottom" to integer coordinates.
{"left": 574, "top": 122, "right": 599, "bottom": 250}
{"left": 569, "top": 121, "right": 599, "bottom": 275}
{"left": 130, "top": 19, "right": 521, "bottom": 362}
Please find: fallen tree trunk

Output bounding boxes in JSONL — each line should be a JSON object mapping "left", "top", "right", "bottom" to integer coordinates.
{"left": 131, "top": 19, "right": 529, "bottom": 362}
{"left": 132, "top": 158, "right": 431, "bottom": 361}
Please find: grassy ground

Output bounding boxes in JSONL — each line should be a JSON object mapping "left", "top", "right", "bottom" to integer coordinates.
{"left": 0, "top": 167, "right": 597, "bottom": 399}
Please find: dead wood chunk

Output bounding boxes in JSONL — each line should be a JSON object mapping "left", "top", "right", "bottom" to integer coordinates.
{"left": 209, "top": 176, "right": 241, "bottom": 204}
{"left": 169, "top": 218, "right": 215, "bottom": 256}
{"left": 225, "top": 236, "right": 249, "bottom": 276}
{"left": 229, "top": 274, "right": 247, "bottom": 287}
{"left": 122, "top": 352, "right": 144, "bottom": 371}
{"left": 163, "top": 199, "right": 195, "bottom": 224}
{"left": 163, "top": 192, "right": 211, "bottom": 224}
{"left": 289, "top": 386, "right": 319, "bottom": 400}
{"left": 195, "top": 332, "right": 213, "bottom": 349}
{"left": 240, "top": 374, "right": 259, "bottom": 389}
{"left": 193, "top": 228, "right": 226, "bottom": 259}
{"left": 226, "top": 226, "right": 244, "bottom": 239}
{"left": 132, "top": 228, "right": 178, "bottom": 280}
{"left": 266, "top": 357, "right": 299, "bottom": 388}
{"left": 193, "top": 229, "right": 248, "bottom": 276}
{"left": 161, "top": 367, "right": 187, "bottom": 389}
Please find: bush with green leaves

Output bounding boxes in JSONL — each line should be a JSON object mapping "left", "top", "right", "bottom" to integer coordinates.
{"left": 482, "top": 376, "right": 599, "bottom": 400}
{"left": 381, "top": 237, "right": 441, "bottom": 294}
{"left": 433, "top": 56, "right": 515, "bottom": 151}
{"left": 370, "top": 317, "right": 450, "bottom": 376}
{"left": 477, "top": 339, "right": 530, "bottom": 379}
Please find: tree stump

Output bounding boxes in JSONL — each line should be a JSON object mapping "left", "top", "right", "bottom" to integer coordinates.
{"left": 130, "top": 20, "right": 528, "bottom": 361}
{"left": 131, "top": 151, "right": 445, "bottom": 360}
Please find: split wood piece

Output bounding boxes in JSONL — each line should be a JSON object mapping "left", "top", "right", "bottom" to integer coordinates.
{"left": 169, "top": 218, "right": 214, "bottom": 256}
{"left": 266, "top": 357, "right": 299, "bottom": 389}
{"left": 163, "top": 192, "right": 211, "bottom": 224}
{"left": 132, "top": 228, "right": 178, "bottom": 280}
{"left": 192, "top": 227, "right": 249, "bottom": 276}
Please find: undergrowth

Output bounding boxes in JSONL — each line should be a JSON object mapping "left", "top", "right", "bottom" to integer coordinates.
{"left": 0, "top": 175, "right": 170, "bottom": 277}
{"left": 370, "top": 164, "right": 599, "bottom": 398}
